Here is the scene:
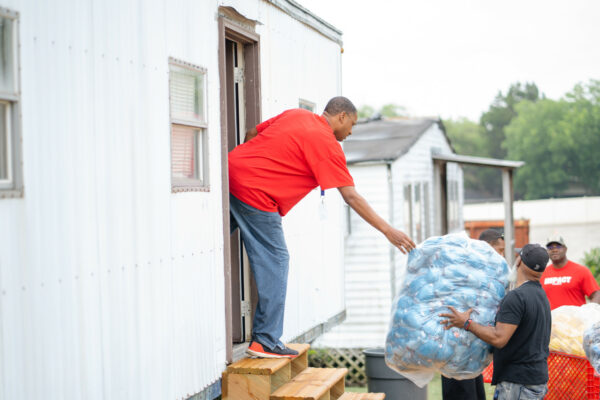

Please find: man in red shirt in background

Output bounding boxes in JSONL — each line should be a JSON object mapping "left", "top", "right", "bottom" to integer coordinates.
{"left": 541, "top": 235, "right": 600, "bottom": 310}
{"left": 229, "top": 97, "right": 415, "bottom": 358}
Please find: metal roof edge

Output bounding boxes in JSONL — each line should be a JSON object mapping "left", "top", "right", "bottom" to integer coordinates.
{"left": 347, "top": 158, "right": 394, "bottom": 166}
{"left": 432, "top": 153, "right": 525, "bottom": 169}
{"left": 265, "top": 0, "right": 344, "bottom": 46}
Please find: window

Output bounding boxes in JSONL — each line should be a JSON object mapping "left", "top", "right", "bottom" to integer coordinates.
{"left": 299, "top": 99, "right": 315, "bottom": 112}
{"left": 169, "top": 58, "right": 208, "bottom": 191}
{"left": 0, "top": 8, "right": 22, "bottom": 196}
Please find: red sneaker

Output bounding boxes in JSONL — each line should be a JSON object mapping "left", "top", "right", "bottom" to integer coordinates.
{"left": 246, "top": 341, "right": 299, "bottom": 359}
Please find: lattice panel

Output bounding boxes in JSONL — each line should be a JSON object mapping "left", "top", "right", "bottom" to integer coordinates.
{"left": 308, "top": 348, "right": 367, "bottom": 387}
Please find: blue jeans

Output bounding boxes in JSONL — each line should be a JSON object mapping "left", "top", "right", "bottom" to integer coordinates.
{"left": 494, "top": 381, "right": 548, "bottom": 400}
{"left": 229, "top": 194, "right": 289, "bottom": 349}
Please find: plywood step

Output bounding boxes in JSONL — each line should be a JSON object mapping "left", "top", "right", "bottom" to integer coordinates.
{"left": 287, "top": 343, "right": 310, "bottom": 378}
{"left": 223, "top": 343, "right": 311, "bottom": 400}
{"left": 339, "top": 393, "right": 385, "bottom": 400}
{"left": 271, "top": 367, "right": 348, "bottom": 400}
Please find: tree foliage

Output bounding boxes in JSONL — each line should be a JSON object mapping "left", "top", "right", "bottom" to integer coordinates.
{"left": 505, "top": 80, "right": 600, "bottom": 199}
{"left": 358, "top": 105, "right": 375, "bottom": 119}
{"left": 582, "top": 247, "right": 600, "bottom": 286}
{"left": 504, "top": 99, "right": 571, "bottom": 199}
{"left": 357, "top": 103, "right": 406, "bottom": 119}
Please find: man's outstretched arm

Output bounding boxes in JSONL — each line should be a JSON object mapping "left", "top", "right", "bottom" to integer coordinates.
{"left": 338, "top": 185, "right": 415, "bottom": 254}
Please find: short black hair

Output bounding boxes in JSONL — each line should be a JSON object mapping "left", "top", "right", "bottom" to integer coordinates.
{"left": 478, "top": 229, "right": 504, "bottom": 244}
{"left": 324, "top": 96, "right": 357, "bottom": 116}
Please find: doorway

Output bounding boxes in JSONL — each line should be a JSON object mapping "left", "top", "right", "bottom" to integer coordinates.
{"left": 218, "top": 8, "right": 261, "bottom": 362}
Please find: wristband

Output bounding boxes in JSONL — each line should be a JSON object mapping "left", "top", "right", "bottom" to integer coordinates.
{"left": 464, "top": 319, "right": 472, "bottom": 331}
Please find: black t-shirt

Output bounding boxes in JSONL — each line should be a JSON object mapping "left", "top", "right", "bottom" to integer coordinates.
{"left": 492, "top": 280, "right": 551, "bottom": 385}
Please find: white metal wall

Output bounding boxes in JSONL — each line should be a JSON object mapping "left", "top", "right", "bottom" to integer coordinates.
{"left": 0, "top": 0, "right": 345, "bottom": 399}
{"left": 251, "top": 1, "right": 347, "bottom": 341}
{"left": 313, "top": 164, "right": 391, "bottom": 348}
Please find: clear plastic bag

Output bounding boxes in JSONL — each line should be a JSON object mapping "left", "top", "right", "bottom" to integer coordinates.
{"left": 584, "top": 321, "right": 600, "bottom": 374}
{"left": 550, "top": 304, "right": 600, "bottom": 357}
{"left": 385, "top": 232, "right": 509, "bottom": 387}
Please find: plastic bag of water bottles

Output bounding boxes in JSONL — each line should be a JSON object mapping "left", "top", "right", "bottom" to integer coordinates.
{"left": 385, "top": 232, "right": 509, "bottom": 387}
{"left": 583, "top": 321, "right": 600, "bottom": 374}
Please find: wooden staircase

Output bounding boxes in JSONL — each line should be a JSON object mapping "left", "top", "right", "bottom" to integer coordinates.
{"left": 222, "top": 343, "right": 384, "bottom": 400}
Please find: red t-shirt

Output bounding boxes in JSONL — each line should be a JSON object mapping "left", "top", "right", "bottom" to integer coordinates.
{"left": 541, "top": 260, "right": 600, "bottom": 310}
{"left": 228, "top": 109, "right": 354, "bottom": 216}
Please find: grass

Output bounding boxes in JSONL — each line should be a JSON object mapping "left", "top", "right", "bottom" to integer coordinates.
{"left": 347, "top": 373, "right": 496, "bottom": 399}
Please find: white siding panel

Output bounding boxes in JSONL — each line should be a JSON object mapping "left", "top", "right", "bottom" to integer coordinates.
{"left": 314, "top": 164, "right": 391, "bottom": 348}
{"left": 0, "top": 0, "right": 344, "bottom": 398}
{"left": 253, "top": 2, "right": 346, "bottom": 341}
{"left": 0, "top": 0, "right": 225, "bottom": 399}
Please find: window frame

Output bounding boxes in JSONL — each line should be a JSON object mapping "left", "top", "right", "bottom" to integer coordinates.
{"left": 0, "top": 7, "right": 23, "bottom": 198}
{"left": 168, "top": 57, "right": 209, "bottom": 193}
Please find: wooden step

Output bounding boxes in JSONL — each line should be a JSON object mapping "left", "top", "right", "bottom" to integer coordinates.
{"left": 338, "top": 393, "right": 385, "bottom": 400}
{"left": 270, "top": 367, "right": 348, "bottom": 400}
{"left": 223, "top": 343, "right": 311, "bottom": 400}
{"left": 287, "top": 343, "right": 310, "bottom": 378}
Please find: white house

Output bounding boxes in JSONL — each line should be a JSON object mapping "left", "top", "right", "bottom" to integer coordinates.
{"left": 0, "top": 1, "right": 348, "bottom": 399}
{"left": 313, "top": 117, "right": 464, "bottom": 349}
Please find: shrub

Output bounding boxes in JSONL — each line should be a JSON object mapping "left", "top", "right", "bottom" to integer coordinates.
{"left": 582, "top": 247, "right": 600, "bottom": 285}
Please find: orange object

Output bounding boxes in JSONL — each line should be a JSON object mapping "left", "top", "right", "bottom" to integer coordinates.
{"left": 464, "top": 219, "right": 530, "bottom": 252}
{"left": 482, "top": 351, "right": 600, "bottom": 400}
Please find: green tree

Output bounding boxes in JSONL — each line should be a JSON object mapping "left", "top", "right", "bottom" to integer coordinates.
{"left": 358, "top": 105, "right": 375, "bottom": 119}
{"left": 444, "top": 118, "right": 501, "bottom": 199}
{"left": 481, "top": 82, "right": 540, "bottom": 159}
{"left": 379, "top": 103, "right": 407, "bottom": 118}
{"left": 562, "top": 80, "right": 600, "bottom": 194}
{"left": 504, "top": 79, "right": 600, "bottom": 200}
{"left": 582, "top": 247, "right": 600, "bottom": 286}
{"left": 504, "top": 99, "right": 571, "bottom": 199}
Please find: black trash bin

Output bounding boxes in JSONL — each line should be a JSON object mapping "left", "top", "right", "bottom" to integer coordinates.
{"left": 363, "top": 348, "right": 427, "bottom": 400}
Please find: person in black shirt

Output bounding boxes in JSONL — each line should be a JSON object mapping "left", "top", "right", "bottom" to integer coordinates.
{"left": 441, "top": 228, "right": 506, "bottom": 400}
{"left": 440, "top": 244, "right": 551, "bottom": 400}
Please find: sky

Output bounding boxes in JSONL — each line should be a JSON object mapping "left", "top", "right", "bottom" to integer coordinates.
{"left": 298, "top": 0, "right": 600, "bottom": 121}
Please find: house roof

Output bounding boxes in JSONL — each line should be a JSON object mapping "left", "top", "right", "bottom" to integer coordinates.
{"left": 343, "top": 117, "right": 447, "bottom": 164}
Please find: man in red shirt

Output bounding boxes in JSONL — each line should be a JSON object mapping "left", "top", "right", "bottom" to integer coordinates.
{"left": 541, "top": 235, "right": 600, "bottom": 310}
{"left": 229, "top": 97, "right": 415, "bottom": 358}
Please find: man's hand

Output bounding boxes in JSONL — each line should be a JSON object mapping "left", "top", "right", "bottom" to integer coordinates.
{"left": 338, "top": 186, "right": 416, "bottom": 254}
{"left": 439, "top": 306, "right": 473, "bottom": 330}
{"left": 384, "top": 228, "right": 417, "bottom": 255}
{"left": 440, "top": 306, "right": 518, "bottom": 348}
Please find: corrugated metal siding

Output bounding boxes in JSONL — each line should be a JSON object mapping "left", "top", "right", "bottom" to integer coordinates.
{"left": 0, "top": 0, "right": 344, "bottom": 399}
{"left": 254, "top": 1, "right": 346, "bottom": 342}
{"left": 314, "top": 124, "right": 464, "bottom": 349}
{"left": 313, "top": 164, "right": 391, "bottom": 348}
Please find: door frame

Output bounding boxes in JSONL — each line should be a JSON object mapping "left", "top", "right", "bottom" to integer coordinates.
{"left": 218, "top": 7, "right": 261, "bottom": 363}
